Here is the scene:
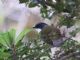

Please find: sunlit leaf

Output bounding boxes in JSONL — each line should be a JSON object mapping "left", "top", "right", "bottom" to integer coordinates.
{"left": 8, "top": 29, "right": 16, "bottom": 44}
{"left": 0, "top": 33, "right": 10, "bottom": 48}
{"left": 0, "top": 29, "right": 16, "bottom": 48}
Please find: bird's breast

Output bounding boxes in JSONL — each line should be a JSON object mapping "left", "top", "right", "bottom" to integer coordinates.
{"left": 40, "top": 26, "right": 62, "bottom": 46}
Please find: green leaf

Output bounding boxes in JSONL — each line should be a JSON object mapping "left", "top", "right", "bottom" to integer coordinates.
{"left": 54, "top": 1, "right": 65, "bottom": 12}
{"left": 0, "top": 32, "right": 10, "bottom": 48}
{"left": 40, "top": 7, "right": 48, "bottom": 18}
{"left": 8, "top": 29, "right": 16, "bottom": 44}
{"left": 19, "top": 0, "right": 29, "bottom": 3}
{"left": 0, "top": 29, "right": 16, "bottom": 48}
{"left": 0, "top": 51, "right": 10, "bottom": 59}
{"left": 15, "top": 28, "right": 31, "bottom": 45}
{"left": 59, "top": 17, "right": 75, "bottom": 27}
{"left": 28, "top": 2, "right": 37, "bottom": 7}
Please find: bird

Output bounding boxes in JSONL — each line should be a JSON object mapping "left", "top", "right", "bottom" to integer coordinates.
{"left": 33, "top": 22, "right": 66, "bottom": 47}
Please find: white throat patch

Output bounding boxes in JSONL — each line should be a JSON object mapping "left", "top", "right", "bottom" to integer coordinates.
{"left": 35, "top": 29, "right": 41, "bottom": 33}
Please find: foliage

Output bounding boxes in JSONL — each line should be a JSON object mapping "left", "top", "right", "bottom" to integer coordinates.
{"left": 0, "top": 29, "right": 51, "bottom": 60}
{"left": 19, "top": 0, "right": 80, "bottom": 19}
{"left": 54, "top": 39, "right": 80, "bottom": 60}
{"left": 19, "top": 0, "right": 80, "bottom": 60}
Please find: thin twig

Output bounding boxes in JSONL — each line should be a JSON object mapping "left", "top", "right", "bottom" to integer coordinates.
{"left": 55, "top": 51, "right": 80, "bottom": 60}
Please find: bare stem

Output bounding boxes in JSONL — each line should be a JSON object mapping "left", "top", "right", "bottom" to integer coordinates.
{"left": 11, "top": 44, "right": 18, "bottom": 60}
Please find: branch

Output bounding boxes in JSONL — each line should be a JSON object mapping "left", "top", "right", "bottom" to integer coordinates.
{"left": 39, "top": 0, "right": 55, "bottom": 7}
{"left": 55, "top": 51, "right": 80, "bottom": 60}
{"left": 45, "top": 1, "right": 55, "bottom": 7}
{"left": 11, "top": 44, "right": 18, "bottom": 60}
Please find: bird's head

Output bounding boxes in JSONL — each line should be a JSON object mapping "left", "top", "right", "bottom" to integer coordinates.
{"left": 33, "top": 22, "right": 48, "bottom": 29}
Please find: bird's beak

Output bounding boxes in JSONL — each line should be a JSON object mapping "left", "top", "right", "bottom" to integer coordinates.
{"left": 32, "top": 26, "right": 41, "bottom": 33}
{"left": 33, "top": 26, "right": 36, "bottom": 28}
